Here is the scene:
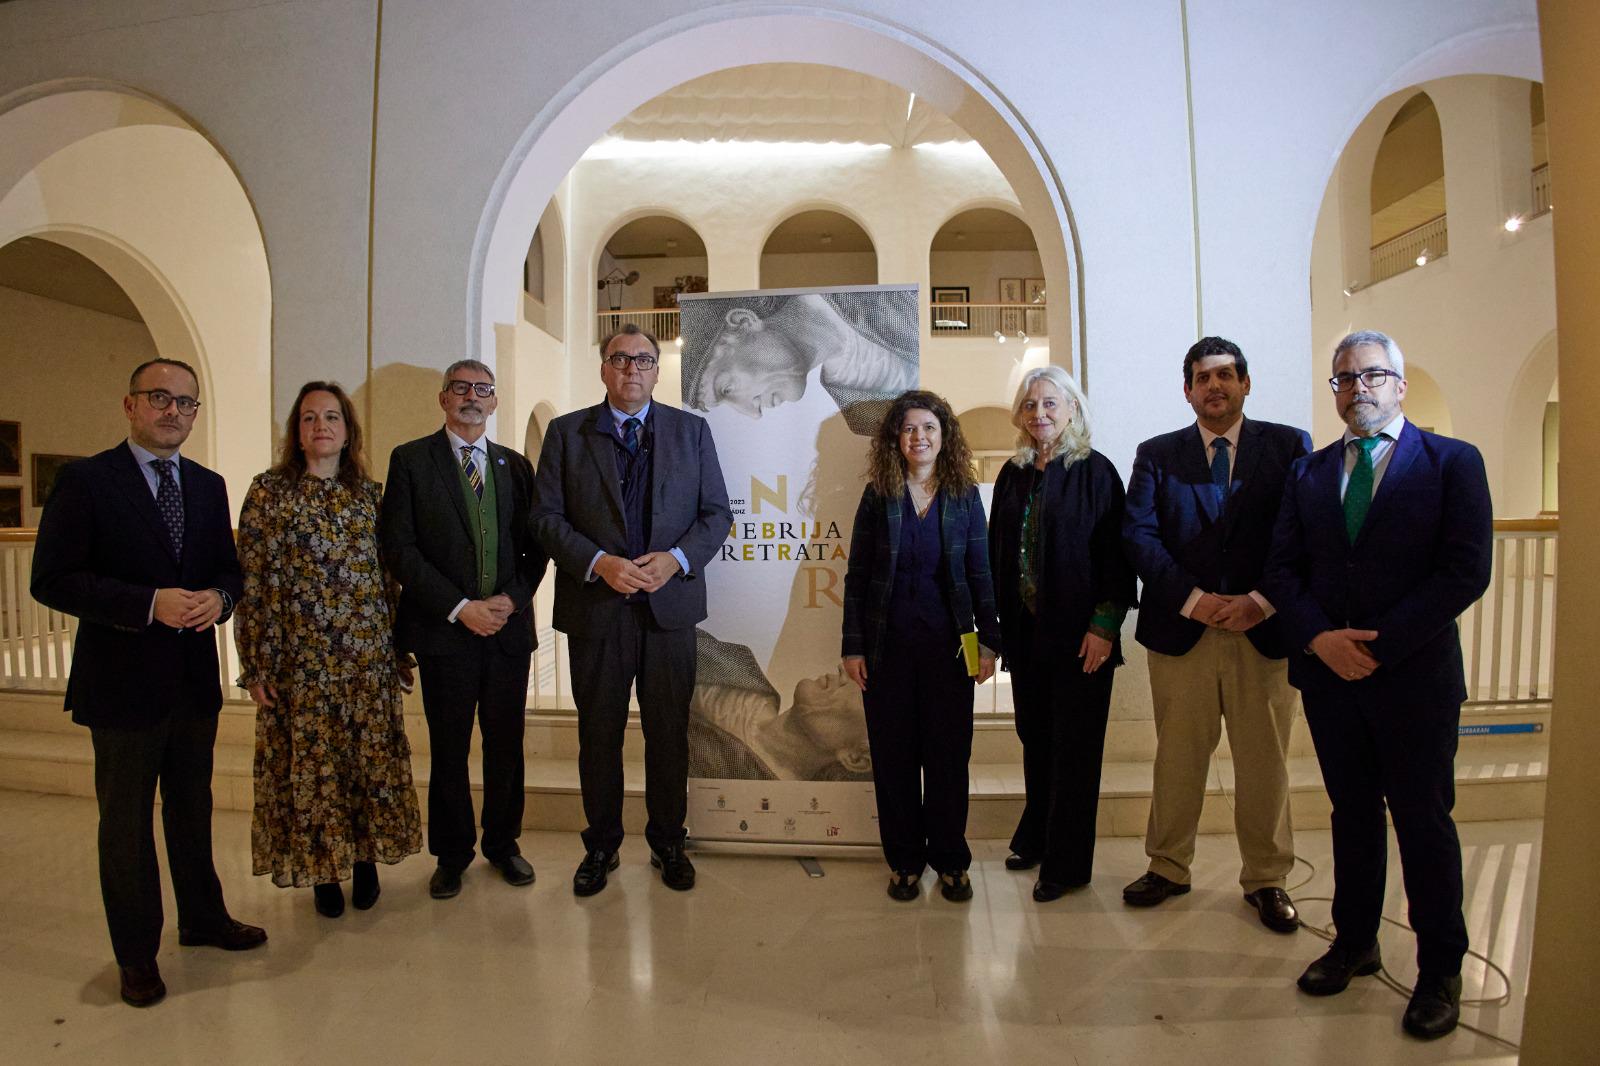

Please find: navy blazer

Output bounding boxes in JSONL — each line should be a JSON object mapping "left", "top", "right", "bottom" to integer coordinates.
{"left": 990, "top": 450, "right": 1135, "bottom": 666}
{"left": 1123, "top": 418, "right": 1311, "bottom": 659}
{"left": 532, "top": 400, "right": 732, "bottom": 637}
{"left": 380, "top": 429, "right": 545, "bottom": 657}
{"left": 30, "top": 442, "right": 243, "bottom": 729}
{"left": 841, "top": 483, "right": 1002, "bottom": 669}
{"left": 1261, "top": 421, "right": 1493, "bottom": 699}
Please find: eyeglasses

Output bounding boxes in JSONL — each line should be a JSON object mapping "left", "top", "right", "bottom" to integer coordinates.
{"left": 131, "top": 389, "right": 202, "bottom": 415}
{"left": 445, "top": 380, "right": 496, "bottom": 398}
{"left": 1328, "top": 369, "right": 1401, "bottom": 393}
{"left": 604, "top": 352, "right": 658, "bottom": 371}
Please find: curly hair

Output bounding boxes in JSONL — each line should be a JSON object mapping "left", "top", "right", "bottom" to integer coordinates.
{"left": 274, "top": 380, "right": 370, "bottom": 490}
{"left": 866, "top": 389, "right": 976, "bottom": 499}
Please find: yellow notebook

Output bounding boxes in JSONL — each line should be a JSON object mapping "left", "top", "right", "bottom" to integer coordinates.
{"left": 960, "top": 631, "right": 981, "bottom": 677}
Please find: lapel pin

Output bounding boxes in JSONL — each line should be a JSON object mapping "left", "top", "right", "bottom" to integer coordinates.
{"left": 497, "top": 457, "right": 505, "bottom": 465}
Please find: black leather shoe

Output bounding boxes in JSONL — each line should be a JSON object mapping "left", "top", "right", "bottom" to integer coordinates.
{"left": 1297, "top": 940, "right": 1382, "bottom": 995}
{"left": 429, "top": 865, "right": 463, "bottom": 900}
{"left": 492, "top": 854, "right": 536, "bottom": 887}
{"left": 313, "top": 882, "right": 345, "bottom": 918}
{"left": 573, "top": 850, "right": 620, "bottom": 897}
{"left": 650, "top": 844, "right": 696, "bottom": 891}
{"left": 887, "top": 871, "right": 920, "bottom": 901}
{"left": 1402, "top": 973, "right": 1462, "bottom": 1040}
{"left": 939, "top": 870, "right": 973, "bottom": 902}
{"left": 1004, "top": 853, "right": 1040, "bottom": 871}
{"left": 352, "top": 861, "right": 380, "bottom": 910}
{"left": 119, "top": 962, "right": 166, "bottom": 1007}
{"left": 1122, "top": 872, "right": 1190, "bottom": 907}
{"left": 1244, "top": 887, "right": 1300, "bottom": 933}
{"left": 178, "top": 918, "right": 268, "bottom": 951}
{"left": 1033, "top": 879, "right": 1085, "bottom": 902}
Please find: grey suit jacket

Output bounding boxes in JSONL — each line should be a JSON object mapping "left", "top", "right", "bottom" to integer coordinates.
{"left": 531, "top": 400, "right": 732, "bottom": 637}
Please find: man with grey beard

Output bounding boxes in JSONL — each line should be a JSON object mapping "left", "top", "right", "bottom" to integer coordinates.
{"left": 1263, "top": 330, "right": 1492, "bottom": 1041}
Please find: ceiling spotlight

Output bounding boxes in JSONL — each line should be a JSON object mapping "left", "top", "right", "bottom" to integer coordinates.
{"left": 1017, "top": 331, "right": 1028, "bottom": 343}
{"left": 1415, "top": 250, "right": 1430, "bottom": 267}
{"left": 1504, "top": 217, "right": 1523, "bottom": 232}
{"left": 994, "top": 330, "right": 1006, "bottom": 344}
{"left": 666, "top": 237, "right": 679, "bottom": 249}
{"left": 819, "top": 233, "right": 833, "bottom": 245}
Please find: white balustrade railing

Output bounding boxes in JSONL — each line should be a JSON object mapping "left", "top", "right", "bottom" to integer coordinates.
{"left": 1532, "top": 164, "right": 1552, "bottom": 217}
{"left": 930, "top": 302, "right": 1048, "bottom": 338}
{"left": 595, "top": 308, "right": 681, "bottom": 343}
{"left": 1370, "top": 213, "right": 1449, "bottom": 284}
{"left": 1, "top": 521, "right": 1560, "bottom": 712}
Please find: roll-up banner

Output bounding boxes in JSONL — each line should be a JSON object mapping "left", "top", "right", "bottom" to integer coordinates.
{"left": 678, "top": 284, "right": 919, "bottom": 847}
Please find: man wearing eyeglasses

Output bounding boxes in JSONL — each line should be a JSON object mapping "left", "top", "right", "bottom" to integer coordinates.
{"left": 1263, "top": 330, "right": 1492, "bottom": 1040}
{"left": 31, "top": 358, "right": 266, "bottom": 1008}
{"left": 532, "top": 324, "right": 732, "bottom": 896}
{"left": 380, "top": 359, "right": 545, "bottom": 901}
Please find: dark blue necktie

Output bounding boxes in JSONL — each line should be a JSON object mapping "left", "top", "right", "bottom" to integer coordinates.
{"left": 1210, "top": 437, "right": 1231, "bottom": 507}
{"left": 151, "top": 458, "right": 184, "bottom": 557}
{"left": 622, "top": 417, "right": 641, "bottom": 455}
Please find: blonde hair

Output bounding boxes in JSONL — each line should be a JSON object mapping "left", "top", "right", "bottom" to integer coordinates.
{"left": 1009, "top": 365, "right": 1091, "bottom": 468}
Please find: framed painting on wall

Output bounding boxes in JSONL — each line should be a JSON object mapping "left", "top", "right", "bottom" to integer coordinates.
{"left": 1024, "top": 277, "right": 1046, "bottom": 336}
{"left": 0, "top": 421, "right": 18, "bottom": 477}
{"left": 0, "top": 486, "right": 21, "bottom": 528}
{"left": 930, "top": 286, "right": 970, "bottom": 332}
{"left": 998, "top": 278, "right": 1023, "bottom": 333}
{"left": 32, "top": 453, "right": 84, "bottom": 507}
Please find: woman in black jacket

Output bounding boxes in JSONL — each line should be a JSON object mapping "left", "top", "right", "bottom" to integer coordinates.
{"left": 988, "top": 366, "right": 1136, "bottom": 901}
{"left": 842, "top": 390, "right": 1001, "bottom": 903}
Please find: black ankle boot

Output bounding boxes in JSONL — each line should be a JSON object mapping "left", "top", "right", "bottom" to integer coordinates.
{"left": 313, "top": 882, "right": 345, "bottom": 918}
{"left": 352, "top": 861, "right": 380, "bottom": 910}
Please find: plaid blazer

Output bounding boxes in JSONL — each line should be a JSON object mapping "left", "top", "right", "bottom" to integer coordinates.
{"left": 840, "top": 482, "right": 1002, "bottom": 669}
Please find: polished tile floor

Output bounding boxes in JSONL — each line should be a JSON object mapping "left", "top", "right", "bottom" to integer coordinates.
{"left": 0, "top": 790, "right": 1532, "bottom": 1064}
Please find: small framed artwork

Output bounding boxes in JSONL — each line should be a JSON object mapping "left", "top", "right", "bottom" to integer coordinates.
{"left": 0, "top": 420, "right": 19, "bottom": 477}
{"left": 0, "top": 486, "right": 21, "bottom": 528}
{"left": 930, "top": 286, "right": 970, "bottom": 332}
{"left": 998, "top": 278, "right": 1024, "bottom": 333}
{"left": 1024, "top": 277, "right": 1047, "bottom": 335}
{"left": 32, "top": 453, "right": 84, "bottom": 507}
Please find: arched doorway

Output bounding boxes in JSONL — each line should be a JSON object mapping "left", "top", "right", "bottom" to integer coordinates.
{"left": 0, "top": 86, "right": 273, "bottom": 500}
{"left": 470, "top": 9, "right": 1082, "bottom": 390}
{"left": 759, "top": 208, "right": 876, "bottom": 289}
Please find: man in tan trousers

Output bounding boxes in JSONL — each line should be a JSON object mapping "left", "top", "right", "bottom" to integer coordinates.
{"left": 1120, "top": 337, "right": 1312, "bottom": 932}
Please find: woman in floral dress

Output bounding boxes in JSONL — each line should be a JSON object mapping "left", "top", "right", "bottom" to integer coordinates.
{"left": 235, "top": 381, "right": 422, "bottom": 918}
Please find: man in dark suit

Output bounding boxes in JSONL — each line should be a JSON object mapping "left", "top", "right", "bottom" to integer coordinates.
{"left": 1264, "top": 330, "right": 1492, "bottom": 1041}
{"left": 380, "top": 358, "right": 545, "bottom": 900}
{"left": 532, "top": 324, "right": 731, "bottom": 896}
{"left": 31, "top": 358, "right": 266, "bottom": 1008}
{"left": 1122, "top": 337, "right": 1311, "bottom": 933}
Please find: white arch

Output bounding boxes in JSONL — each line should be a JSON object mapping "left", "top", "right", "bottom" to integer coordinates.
{"left": 470, "top": 9, "right": 1082, "bottom": 379}
{"left": 0, "top": 87, "right": 273, "bottom": 503}
{"left": 758, "top": 203, "right": 879, "bottom": 288}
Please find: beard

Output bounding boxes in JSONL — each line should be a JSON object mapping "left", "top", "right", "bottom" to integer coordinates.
{"left": 1342, "top": 397, "right": 1391, "bottom": 434}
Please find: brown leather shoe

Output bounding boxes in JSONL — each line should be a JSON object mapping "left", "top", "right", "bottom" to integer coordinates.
{"left": 119, "top": 962, "right": 166, "bottom": 1007}
{"left": 177, "top": 918, "right": 268, "bottom": 951}
{"left": 1244, "top": 887, "right": 1300, "bottom": 933}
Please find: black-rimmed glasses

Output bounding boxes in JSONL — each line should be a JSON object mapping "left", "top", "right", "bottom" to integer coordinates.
{"left": 604, "top": 352, "right": 658, "bottom": 371}
{"left": 1328, "top": 369, "right": 1401, "bottom": 393}
{"left": 445, "top": 380, "right": 496, "bottom": 397}
{"left": 131, "top": 389, "right": 202, "bottom": 415}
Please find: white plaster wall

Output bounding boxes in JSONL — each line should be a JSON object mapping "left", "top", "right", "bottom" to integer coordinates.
{"left": 0, "top": 286, "right": 163, "bottom": 524}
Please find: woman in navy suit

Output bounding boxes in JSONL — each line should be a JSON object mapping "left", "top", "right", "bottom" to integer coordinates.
{"left": 988, "top": 366, "right": 1136, "bottom": 901}
{"left": 842, "top": 390, "right": 1001, "bottom": 903}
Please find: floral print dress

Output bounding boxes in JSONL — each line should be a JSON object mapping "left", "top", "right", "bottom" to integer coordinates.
{"left": 235, "top": 471, "right": 422, "bottom": 887}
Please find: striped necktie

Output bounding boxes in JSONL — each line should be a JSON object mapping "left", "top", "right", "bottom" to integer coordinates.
{"left": 460, "top": 445, "right": 483, "bottom": 499}
{"left": 622, "top": 417, "right": 641, "bottom": 455}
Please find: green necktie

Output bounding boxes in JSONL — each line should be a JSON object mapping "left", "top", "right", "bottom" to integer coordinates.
{"left": 1344, "top": 436, "right": 1381, "bottom": 544}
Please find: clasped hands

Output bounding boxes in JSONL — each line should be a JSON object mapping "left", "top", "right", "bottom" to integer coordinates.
{"left": 1191, "top": 591, "right": 1265, "bottom": 632}
{"left": 154, "top": 587, "right": 223, "bottom": 631}
{"left": 1311, "top": 628, "right": 1381, "bottom": 681}
{"left": 458, "top": 593, "right": 517, "bottom": 637}
{"left": 594, "top": 552, "right": 681, "bottom": 596}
